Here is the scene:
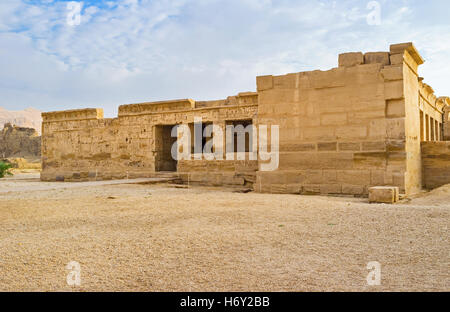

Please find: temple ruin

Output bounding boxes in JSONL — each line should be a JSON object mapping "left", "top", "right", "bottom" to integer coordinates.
{"left": 41, "top": 42, "right": 450, "bottom": 196}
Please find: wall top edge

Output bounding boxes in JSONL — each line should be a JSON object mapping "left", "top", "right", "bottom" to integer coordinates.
{"left": 42, "top": 108, "right": 104, "bottom": 122}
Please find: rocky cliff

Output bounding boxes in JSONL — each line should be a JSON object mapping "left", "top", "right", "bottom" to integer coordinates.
{"left": 0, "top": 107, "right": 42, "bottom": 135}
{"left": 0, "top": 123, "right": 41, "bottom": 158}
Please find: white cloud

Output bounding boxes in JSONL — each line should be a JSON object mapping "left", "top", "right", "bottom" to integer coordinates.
{"left": 0, "top": 0, "right": 449, "bottom": 117}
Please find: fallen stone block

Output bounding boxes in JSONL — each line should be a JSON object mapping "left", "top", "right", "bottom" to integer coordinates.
{"left": 369, "top": 186, "right": 399, "bottom": 204}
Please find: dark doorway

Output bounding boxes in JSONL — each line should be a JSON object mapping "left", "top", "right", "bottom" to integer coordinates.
{"left": 226, "top": 119, "right": 253, "bottom": 153}
{"left": 155, "top": 125, "right": 177, "bottom": 172}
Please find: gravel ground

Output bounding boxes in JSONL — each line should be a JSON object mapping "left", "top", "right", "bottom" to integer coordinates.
{"left": 0, "top": 174, "right": 448, "bottom": 292}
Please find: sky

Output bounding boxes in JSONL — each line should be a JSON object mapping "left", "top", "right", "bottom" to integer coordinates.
{"left": 1, "top": 0, "right": 449, "bottom": 117}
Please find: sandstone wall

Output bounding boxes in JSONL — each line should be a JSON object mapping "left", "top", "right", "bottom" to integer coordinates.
{"left": 401, "top": 44, "right": 424, "bottom": 195}
{"left": 421, "top": 141, "right": 450, "bottom": 189}
{"left": 41, "top": 42, "right": 449, "bottom": 195}
{"left": 254, "top": 43, "right": 426, "bottom": 196}
{"left": 41, "top": 94, "right": 258, "bottom": 186}
{"left": 444, "top": 105, "right": 450, "bottom": 140}
{"left": 0, "top": 123, "right": 41, "bottom": 159}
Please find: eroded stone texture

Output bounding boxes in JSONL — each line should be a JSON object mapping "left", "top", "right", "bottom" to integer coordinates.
{"left": 421, "top": 141, "right": 450, "bottom": 189}
{"left": 443, "top": 101, "right": 450, "bottom": 141}
{"left": 369, "top": 186, "right": 399, "bottom": 204}
{"left": 41, "top": 42, "right": 450, "bottom": 196}
{"left": 41, "top": 95, "right": 258, "bottom": 185}
{"left": 0, "top": 123, "right": 41, "bottom": 158}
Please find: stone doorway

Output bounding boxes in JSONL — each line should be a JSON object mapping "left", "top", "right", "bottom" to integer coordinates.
{"left": 154, "top": 125, "right": 177, "bottom": 172}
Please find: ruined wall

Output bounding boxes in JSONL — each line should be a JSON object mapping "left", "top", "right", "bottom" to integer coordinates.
{"left": 421, "top": 141, "right": 450, "bottom": 189}
{"left": 255, "top": 43, "right": 427, "bottom": 196}
{"left": 400, "top": 43, "right": 424, "bottom": 195}
{"left": 41, "top": 42, "right": 449, "bottom": 195}
{"left": 444, "top": 104, "right": 450, "bottom": 141}
{"left": 0, "top": 123, "right": 41, "bottom": 158}
{"left": 41, "top": 94, "right": 258, "bottom": 185}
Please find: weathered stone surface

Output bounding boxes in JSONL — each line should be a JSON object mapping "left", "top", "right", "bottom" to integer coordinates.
{"left": 421, "top": 142, "right": 450, "bottom": 189}
{"left": 40, "top": 42, "right": 450, "bottom": 198}
{"left": 364, "top": 52, "right": 390, "bottom": 66}
{"left": 338, "top": 52, "right": 364, "bottom": 67}
{"left": 369, "top": 186, "right": 399, "bottom": 203}
{"left": 0, "top": 123, "right": 41, "bottom": 158}
{"left": 256, "top": 75, "right": 274, "bottom": 91}
{"left": 444, "top": 103, "right": 450, "bottom": 140}
{"left": 390, "top": 42, "right": 424, "bottom": 65}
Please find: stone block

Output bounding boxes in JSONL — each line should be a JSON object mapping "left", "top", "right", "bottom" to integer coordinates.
{"left": 364, "top": 52, "right": 390, "bottom": 66}
{"left": 370, "top": 170, "right": 385, "bottom": 185}
{"left": 384, "top": 80, "right": 404, "bottom": 100}
{"left": 55, "top": 175, "right": 65, "bottom": 182}
{"left": 338, "top": 142, "right": 360, "bottom": 151}
{"left": 279, "top": 143, "right": 316, "bottom": 152}
{"left": 369, "top": 186, "right": 399, "bottom": 203}
{"left": 317, "top": 142, "right": 337, "bottom": 151}
{"left": 323, "top": 170, "right": 337, "bottom": 182}
{"left": 336, "top": 125, "right": 367, "bottom": 139}
{"left": 310, "top": 68, "right": 346, "bottom": 89}
{"left": 303, "top": 127, "right": 336, "bottom": 141}
{"left": 389, "top": 42, "right": 424, "bottom": 65}
{"left": 337, "top": 170, "right": 371, "bottom": 185}
{"left": 381, "top": 65, "right": 403, "bottom": 81}
{"left": 257, "top": 75, "right": 274, "bottom": 91}
{"left": 386, "top": 118, "right": 406, "bottom": 139}
{"left": 338, "top": 52, "right": 364, "bottom": 67}
{"left": 389, "top": 53, "right": 403, "bottom": 65}
{"left": 342, "top": 184, "right": 365, "bottom": 195}
{"left": 362, "top": 141, "right": 386, "bottom": 151}
{"left": 321, "top": 113, "right": 347, "bottom": 126}
{"left": 386, "top": 99, "right": 405, "bottom": 118}
{"left": 368, "top": 119, "right": 387, "bottom": 138}
{"left": 353, "top": 152, "right": 387, "bottom": 169}
{"left": 348, "top": 109, "right": 386, "bottom": 121}
{"left": 273, "top": 74, "right": 297, "bottom": 89}
{"left": 301, "top": 184, "right": 321, "bottom": 195}
{"left": 320, "top": 184, "right": 342, "bottom": 194}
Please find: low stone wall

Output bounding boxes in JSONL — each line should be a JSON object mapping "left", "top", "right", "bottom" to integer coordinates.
{"left": 178, "top": 158, "right": 258, "bottom": 187}
{"left": 41, "top": 95, "right": 259, "bottom": 186}
{"left": 421, "top": 141, "right": 450, "bottom": 189}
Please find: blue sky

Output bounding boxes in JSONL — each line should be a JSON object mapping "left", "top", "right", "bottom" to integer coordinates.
{"left": 1, "top": 0, "right": 450, "bottom": 117}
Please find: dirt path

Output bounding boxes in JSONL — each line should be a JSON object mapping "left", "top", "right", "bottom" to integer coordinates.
{"left": 0, "top": 175, "right": 177, "bottom": 194}
{"left": 0, "top": 175, "right": 448, "bottom": 291}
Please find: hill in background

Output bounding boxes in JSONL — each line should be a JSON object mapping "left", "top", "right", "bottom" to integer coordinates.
{"left": 0, "top": 107, "right": 42, "bottom": 134}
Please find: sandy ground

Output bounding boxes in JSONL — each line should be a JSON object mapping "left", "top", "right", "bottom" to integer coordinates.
{"left": 0, "top": 174, "right": 448, "bottom": 292}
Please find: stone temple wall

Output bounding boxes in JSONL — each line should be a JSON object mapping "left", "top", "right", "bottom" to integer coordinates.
{"left": 41, "top": 42, "right": 449, "bottom": 196}
{"left": 255, "top": 43, "right": 446, "bottom": 196}
{"left": 421, "top": 141, "right": 450, "bottom": 189}
{"left": 444, "top": 103, "right": 450, "bottom": 141}
{"left": 41, "top": 94, "right": 258, "bottom": 186}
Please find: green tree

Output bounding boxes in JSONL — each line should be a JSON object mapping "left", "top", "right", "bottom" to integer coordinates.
{"left": 0, "top": 161, "right": 13, "bottom": 178}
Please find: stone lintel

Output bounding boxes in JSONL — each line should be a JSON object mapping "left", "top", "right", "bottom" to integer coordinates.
{"left": 118, "top": 99, "right": 196, "bottom": 117}
{"left": 42, "top": 108, "right": 104, "bottom": 123}
{"left": 390, "top": 42, "right": 425, "bottom": 65}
